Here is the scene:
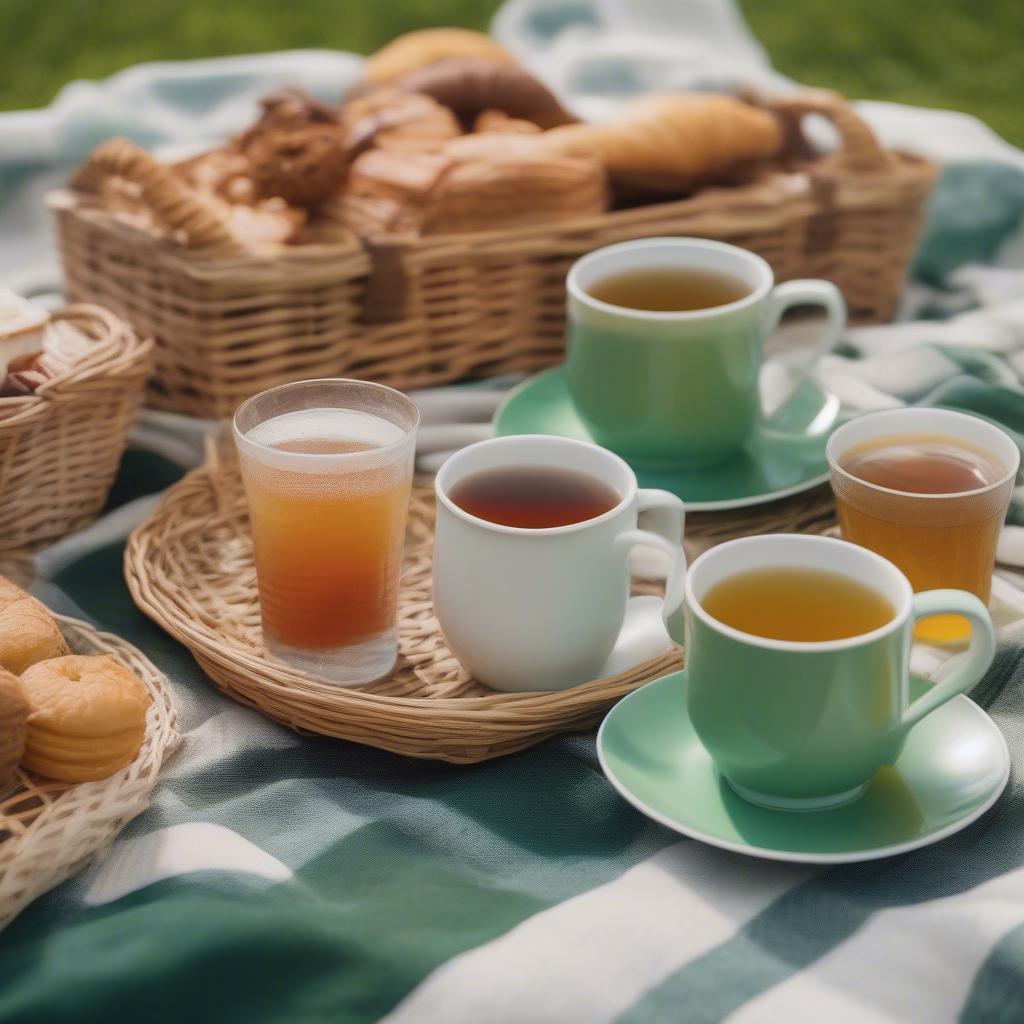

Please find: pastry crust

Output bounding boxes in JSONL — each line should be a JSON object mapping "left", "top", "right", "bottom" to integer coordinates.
{"left": 0, "top": 667, "right": 28, "bottom": 791}
{"left": 0, "top": 578, "right": 69, "bottom": 675}
{"left": 364, "top": 28, "right": 517, "bottom": 86}
{"left": 343, "top": 133, "right": 607, "bottom": 236}
{"left": 539, "top": 93, "right": 783, "bottom": 195}
{"left": 20, "top": 655, "right": 150, "bottom": 783}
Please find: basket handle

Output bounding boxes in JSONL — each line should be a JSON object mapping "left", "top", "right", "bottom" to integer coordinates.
{"left": 770, "top": 89, "right": 895, "bottom": 173}
{"left": 72, "top": 137, "right": 244, "bottom": 255}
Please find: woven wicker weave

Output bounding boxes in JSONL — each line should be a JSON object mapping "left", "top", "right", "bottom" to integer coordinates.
{"left": 124, "top": 436, "right": 836, "bottom": 763}
{"left": 0, "top": 305, "right": 151, "bottom": 549}
{"left": 0, "top": 615, "right": 179, "bottom": 928}
{"left": 53, "top": 91, "right": 935, "bottom": 421}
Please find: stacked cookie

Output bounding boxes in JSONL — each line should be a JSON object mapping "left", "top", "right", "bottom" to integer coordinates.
{"left": 0, "top": 576, "right": 150, "bottom": 791}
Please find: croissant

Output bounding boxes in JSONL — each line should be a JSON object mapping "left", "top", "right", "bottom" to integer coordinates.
{"left": 538, "top": 93, "right": 783, "bottom": 195}
{"left": 364, "top": 28, "right": 518, "bottom": 86}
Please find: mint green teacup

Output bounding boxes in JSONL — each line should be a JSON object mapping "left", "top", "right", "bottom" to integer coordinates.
{"left": 682, "top": 534, "right": 996, "bottom": 811}
{"left": 566, "top": 237, "right": 846, "bottom": 468}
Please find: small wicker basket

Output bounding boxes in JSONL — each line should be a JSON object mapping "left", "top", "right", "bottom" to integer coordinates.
{"left": 53, "top": 90, "right": 936, "bottom": 421}
{"left": 0, "top": 305, "right": 151, "bottom": 549}
{"left": 0, "top": 615, "right": 179, "bottom": 929}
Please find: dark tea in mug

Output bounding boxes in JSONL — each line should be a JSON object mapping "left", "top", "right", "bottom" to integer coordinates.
{"left": 448, "top": 465, "right": 620, "bottom": 529}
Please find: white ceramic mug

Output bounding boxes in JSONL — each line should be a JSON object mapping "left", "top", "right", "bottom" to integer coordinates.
{"left": 433, "top": 435, "right": 687, "bottom": 691}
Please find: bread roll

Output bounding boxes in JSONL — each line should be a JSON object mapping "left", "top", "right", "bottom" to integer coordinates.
{"left": 0, "top": 668, "right": 27, "bottom": 793}
{"left": 538, "top": 93, "right": 783, "bottom": 194}
{"left": 364, "top": 28, "right": 517, "bottom": 86}
{"left": 343, "top": 133, "right": 607, "bottom": 236}
{"left": 379, "top": 57, "right": 576, "bottom": 130}
{"left": 0, "top": 577, "right": 69, "bottom": 676}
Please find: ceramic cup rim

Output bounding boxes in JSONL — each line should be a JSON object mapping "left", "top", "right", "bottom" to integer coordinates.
{"left": 826, "top": 407, "right": 1021, "bottom": 501}
{"left": 434, "top": 434, "right": 638, "bottom": 537}
{"left": 565, "top": 236, "right": 774, "bottom": 322}
{"left": 685, "top": 533, "right": 914, "bottom": 653}
{"left": 232, "top": 377, "right": 421, "bottom": 465}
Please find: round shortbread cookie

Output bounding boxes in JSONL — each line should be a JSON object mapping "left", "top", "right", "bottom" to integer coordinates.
{"left": 20, "top": 656, "right": 150, "bottom": 782}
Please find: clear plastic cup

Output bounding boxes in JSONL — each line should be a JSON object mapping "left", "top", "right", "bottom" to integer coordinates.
{"left": 234, "top": 379, "right": 419, "bottom": 684}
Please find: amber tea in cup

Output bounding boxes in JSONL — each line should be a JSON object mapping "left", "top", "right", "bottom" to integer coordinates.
{"left": 585, "top": 266, "right": 750, "bottom": 312}
{"left": 701, "top": 566, "right": 895, "bottom": 642}
{"left": 828, "top": 409, "right": 1019, "bottom": 644}
{"left": 234, "top": 379, "right": 419, "bottom": 684}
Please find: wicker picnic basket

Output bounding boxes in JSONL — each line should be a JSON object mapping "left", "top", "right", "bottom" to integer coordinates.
{"left": 52, "top": 90, "right": 936, "bottom": 422}
{"left": 0, "top": 305, "right": 151, "bottom": 550}
{"left": 0, "top": 615, "right": 179, "bottom": 928}
{"left": 124, "top": 436, "right": 835, "bottom": 763}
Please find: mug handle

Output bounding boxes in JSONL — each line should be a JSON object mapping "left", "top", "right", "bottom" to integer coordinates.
{"left": 761, "top": 279, "right": 847, "bottom": 436}
{"left": 614, "top": 490, "right": 687, "bottom": 632}
{"left": 901, "top": 590, "right": 996, "bottom": 731}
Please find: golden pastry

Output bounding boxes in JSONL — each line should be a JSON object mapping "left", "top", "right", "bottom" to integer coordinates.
{"left": 473, "top": 109, "right": 542, "bottom": 135}
{"left": 343, "top": 134, "right": 607, "bottom": 236}
{"left": 0, "top": 351, "right": 53, "bottom": 397}
{"left": 381, "top": 57, "right": 576, "bottom": 130}
{"left": 538, "top": 93, "right": 783, "bottom": 195}
{"left": 0, "top": 577, "right": 69, "bottom": 675}
{"left": 0, "top": 668, "right": 28, "bottom": 792}
{"left": 243, "top": 125, "right": 349, "bottom": 207}
{"left": 20, "top": 655, "right": 150, "bottom": 783}
{"left": 0, "top": 290, "right": 48, "bottom": 376}
{"left": 364, "top": 28, "right": 517, "bottom": 86}
{"left": 342, "top": 89, "right": 461, "bottom": 156}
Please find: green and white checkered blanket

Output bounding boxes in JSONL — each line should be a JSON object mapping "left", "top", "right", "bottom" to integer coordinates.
{"left": 6, "top": 3, "right": 1024, "bottom": 1021}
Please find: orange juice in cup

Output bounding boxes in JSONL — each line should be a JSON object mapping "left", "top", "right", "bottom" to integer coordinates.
{"left": 234, "top": 379, "right": 418, "bottom": 684}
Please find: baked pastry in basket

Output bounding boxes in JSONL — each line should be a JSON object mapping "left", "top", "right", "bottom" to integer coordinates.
{"left": 342, "top": 89, "right": 461, "bottom": 156}
{"left": 0, "top": 669, "right": 27, "bottom": 794}
{"left": 363, "top": 57, "right": 576, "bottom": 130}
{"left": 538, "top": 92, "right": 784, "bottom": 195}
{"left": 0, "top": 578, "right": 69, "bottom": 676}
{"left": 0, "top": 291, "right": 48, "bottom": 376}
{"left": 340, "top": 131, "right": 608, "bottom": 236}
{"left": 363, "top": 27, "right": 518, "bottom": 86}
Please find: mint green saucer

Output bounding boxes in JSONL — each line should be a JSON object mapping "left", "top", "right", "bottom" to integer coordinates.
{"left": 597, "top": 671, "right": 1009, "bottom": 864}
{"left": 493, "top": 368, "right": 838, "bottom": 511}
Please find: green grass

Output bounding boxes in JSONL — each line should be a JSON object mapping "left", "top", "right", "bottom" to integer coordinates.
{"left": 3, "top": 0, "right": 1022, "bottom": 145}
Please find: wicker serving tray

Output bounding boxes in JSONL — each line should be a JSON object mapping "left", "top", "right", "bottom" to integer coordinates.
{"left": 0, "top": 615, "right": 179, "bottom": 928}
{"left": 124, "top": 437, "right": 835, "bottom": 763}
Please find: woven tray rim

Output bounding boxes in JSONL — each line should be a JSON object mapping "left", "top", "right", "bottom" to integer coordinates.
{"left": 0, "top": 614, "right": 180, "bottom": 928}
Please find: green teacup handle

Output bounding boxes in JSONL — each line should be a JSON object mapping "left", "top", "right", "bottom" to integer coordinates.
{"left": 615, "top": 488, "right": 687, "bottom": 626}
{"left": 902, "top": 589, "right": 997, "bottom": 730}
{"left": 762, "top": 279, "right": 847, "bottom": 436}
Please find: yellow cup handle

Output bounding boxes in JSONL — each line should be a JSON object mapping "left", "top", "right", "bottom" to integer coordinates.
{"left": 902, "top": 589, "right": 996, "bottom": 730}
